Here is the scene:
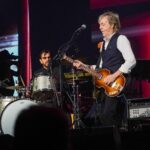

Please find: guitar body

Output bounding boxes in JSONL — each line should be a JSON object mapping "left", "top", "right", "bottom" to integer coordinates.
{"left": 94, "top": 69, "right": 126, "bottom": 97}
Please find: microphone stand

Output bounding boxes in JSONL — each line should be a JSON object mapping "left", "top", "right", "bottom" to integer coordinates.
{"left": 54, "top": 53, "right": 86, "bottom": 128}
{"left": 58, "top": 24, "right": 86, "bottom": 55}
{"left": 52, "top": 25, "right": 86, "bottom": 128}
{"left": 51, "top": 28, "right": 77, "bottom": 108}
{"left": 58, "top": 59, "right": 63, "bottom": 108}
{"left": 48, "top": 60, "right": 60, "bottom": 107}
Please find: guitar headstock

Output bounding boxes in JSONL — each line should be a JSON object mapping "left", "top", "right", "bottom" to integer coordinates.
{"left": 62, "top": 53, "right": 67, "bottom": 59}
{"left": 56, "top": 51, "right": 67, "bottom": 61}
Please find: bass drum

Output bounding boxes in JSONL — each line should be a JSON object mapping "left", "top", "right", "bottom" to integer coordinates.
{"left": 0, "top": 96, "right": 17, "bottom": 114}
{"left": 0, "top": 99, "right": 37, "bottom": 136}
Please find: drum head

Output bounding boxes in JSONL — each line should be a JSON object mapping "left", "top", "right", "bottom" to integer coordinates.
{"left": 0, "top": 99, "right": 37, "bottom": 136}
{"left": 0, "top": 96, "right": 17, "bottom": 114}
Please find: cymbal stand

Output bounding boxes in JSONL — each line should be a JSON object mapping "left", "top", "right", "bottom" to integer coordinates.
{"left": 49, "top": 60, "right": 60, "bottom": 107}
{"left": 19, "top": 75, "right": 26, "bottom": 98}
{"left": 71, "top": 67, "right": 85, "bottom": 129}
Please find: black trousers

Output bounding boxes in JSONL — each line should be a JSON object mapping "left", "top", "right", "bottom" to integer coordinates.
{"left": 95, "top": 89, "right": 126, "bottom": 127}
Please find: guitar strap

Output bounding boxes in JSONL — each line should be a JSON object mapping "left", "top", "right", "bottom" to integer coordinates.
{"left": 95, "top": 54, "right": 101, "bottom": 70}
{"left": 95, "top": 41, "right": 105, "bottom": 70}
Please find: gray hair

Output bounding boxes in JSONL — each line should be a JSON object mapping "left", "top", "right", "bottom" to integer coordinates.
{"left": 98, "top": 11, "right": 121, "bottom": 33}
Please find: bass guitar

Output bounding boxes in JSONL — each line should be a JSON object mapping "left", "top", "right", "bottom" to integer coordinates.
{"left": 62, "top": 54, "right": 126, "bottom": 97}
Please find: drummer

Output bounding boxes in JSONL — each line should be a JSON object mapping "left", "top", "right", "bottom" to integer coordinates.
{"left": 26, "top": 49, "right": 61, "bottom": 108}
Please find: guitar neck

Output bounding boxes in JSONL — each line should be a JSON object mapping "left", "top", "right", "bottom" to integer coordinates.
{"left": 64, "top": 55, "right": 101, "bottom": 78}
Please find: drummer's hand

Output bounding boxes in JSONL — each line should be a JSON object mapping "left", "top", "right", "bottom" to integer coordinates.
{"left": 25, "top": 90, "right": 31, "bottom": 98}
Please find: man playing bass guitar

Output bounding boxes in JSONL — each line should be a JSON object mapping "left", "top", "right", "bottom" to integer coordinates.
{"left": 72, "top": 11, "right": 136, "bottom": 127}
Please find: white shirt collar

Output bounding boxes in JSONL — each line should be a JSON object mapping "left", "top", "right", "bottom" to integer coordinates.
{"left": 103, "top": 33, "right": 115, "bottom": 42}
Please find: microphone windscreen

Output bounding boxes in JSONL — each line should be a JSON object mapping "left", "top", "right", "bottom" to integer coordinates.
{"left": 81, "top": 24, "right": 86, "bottom": 29}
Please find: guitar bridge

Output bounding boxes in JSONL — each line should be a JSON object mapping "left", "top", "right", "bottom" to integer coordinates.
{"left": 111, "top": 82, "right": 123, "bottom": 91}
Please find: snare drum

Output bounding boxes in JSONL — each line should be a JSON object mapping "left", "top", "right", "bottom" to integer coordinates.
{"left": 31, "top": 75, "right": 56, "bottom": 101}
{"left": 0, "top": 99, "right": 37, "bottom": 136}
{"left": 0, "top": 96, "right": 17, "bottom": 113}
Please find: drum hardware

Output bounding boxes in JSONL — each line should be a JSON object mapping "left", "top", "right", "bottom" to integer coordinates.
{"left": 0, "top": 78, "right": 9, "bottom": 87}
{"left": 13, "top": 75, "right": 27, "bottom": 98}
{"left": 5, "top": 85, "right": 26, "bottom": 98}
{"left": 5, "top": 85, "right": 24, "bottom": 90}
{"left": 19, "top": 75, "right": 26, "bottom": 87}
{"left": 66, "top": 78, "right": 88, "bottom": 85}
{"left": 69, "top": 67, "right": 86, "bottom": 129}
{"left": 18, "top": 87, "right": 27, "bottom": 98}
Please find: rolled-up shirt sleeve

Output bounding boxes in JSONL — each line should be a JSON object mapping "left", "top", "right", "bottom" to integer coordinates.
{"left": 117, "top": 35, "right": 136, "bottom": 74}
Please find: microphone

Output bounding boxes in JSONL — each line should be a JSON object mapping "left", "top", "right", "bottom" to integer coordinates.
{"left": 68, "top": 24, "right": 87, "bottom": 43}
{"left": 75, "top": 24, "right": 86, "bottom": 33}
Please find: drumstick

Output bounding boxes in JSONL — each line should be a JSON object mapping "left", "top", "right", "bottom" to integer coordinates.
{"left": 20, "top": 75, "right": 25, "bottom": 87}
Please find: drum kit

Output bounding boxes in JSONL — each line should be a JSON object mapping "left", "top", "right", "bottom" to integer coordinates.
{"left": 0, "top": 75, "right": 57, "bottom": 136}
{"left": 0, "top": 71, "right": 94, "bottom": 134}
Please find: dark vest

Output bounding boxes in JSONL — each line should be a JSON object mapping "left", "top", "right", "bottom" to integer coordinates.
{"left": 101, "top": 33, "right": 125, "bottom": 73}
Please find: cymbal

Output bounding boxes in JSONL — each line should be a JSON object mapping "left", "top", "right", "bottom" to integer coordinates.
{"left": 5, "top": 85, "right": 24, "bottom": 90}
{"left": 64, "top": 72, "right": 91, "bottom": 79}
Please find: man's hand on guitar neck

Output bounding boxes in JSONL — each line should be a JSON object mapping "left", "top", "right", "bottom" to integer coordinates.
{"left": 73, "top": 60, "right": 87, "bottom": 69}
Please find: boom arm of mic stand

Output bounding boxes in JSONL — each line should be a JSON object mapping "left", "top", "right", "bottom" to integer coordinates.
{"left": 57, "top": 26, "right": 82, "bottom": 55}
{"left": 53, "top": 42, "right": 72, "bottom": 61}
